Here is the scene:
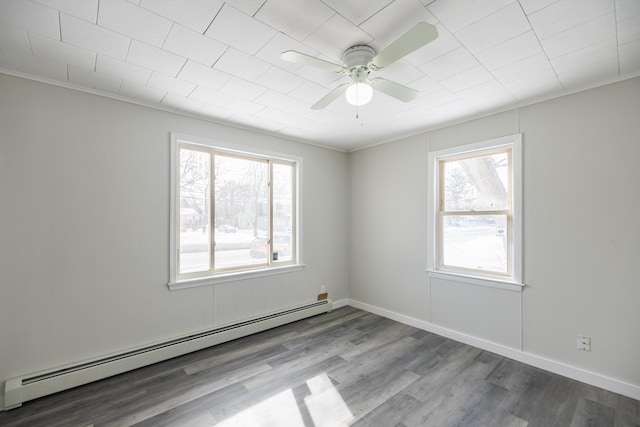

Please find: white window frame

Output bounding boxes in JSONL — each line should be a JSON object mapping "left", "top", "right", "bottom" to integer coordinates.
{"left": 169, "top": 132, "right": 304, "bottom": 290}
{"left": 427, "top": 134, "right": 523, "bottom": 291}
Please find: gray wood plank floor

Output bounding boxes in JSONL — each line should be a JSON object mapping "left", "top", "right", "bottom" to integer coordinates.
{"left": 1, "top": 306, "right": 638, "bottom": 426}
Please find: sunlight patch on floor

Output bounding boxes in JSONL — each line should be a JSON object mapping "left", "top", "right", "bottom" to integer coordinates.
{"left": 305, "top": 373, "right": 354, "bottom": 426}
{"left": 216, "top": 388, "right": 305, "bottom": 427}
{"left": 215, "top": 373, "right": 353, "bottom": 426}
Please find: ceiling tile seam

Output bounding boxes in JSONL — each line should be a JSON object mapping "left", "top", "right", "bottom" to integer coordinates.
{"left": 120, "top": 50, "right": 144, "bottom": 86}
{"left": 319, "top": 0, "right": 387, "bottom": 27}
{"left": 528, "top": 2, "right": 617, "bottom": 40}
{"left": 548, "top": 36, "right": 620, "bottom": 70}
{"left": 210, "top": 44, "right": 230, "bottom": 70}
{"left": 185, "top": 81, "right": 199, "bottom": 100}
{"left": 514, "top": 0, "right": 564, "bottom": 91}
{"left": 250, "top": 0, "right": 270, "bottom": 19}
{"left": 249, "top": 46, "right": 321, "bottom": 94}
{"left": 515, "top": 0, "right": 551, "bottom": 16}
{"left": 255, "top": 9, "right": 338, "bottom": 47}
{"left": 160, "top": 21, "right": 174, "bottom": 51}
{"left": 454, "top": 4, "right": 534, "bottom": 55}
{"left": 56, "top": 14, "right": 128, "bottom": 65}
{"left": 470, "top": 27, "right": 533, "bottom": 58}
{"left": 201, "top": 2, "right": 224, "bottom": 36}
{"left": 57, "top": 10, "right": 62, "bottom": 42}
{"left": 86, "top": 26, "right": 124, "bottom": 48}
{"left": 618, "top": 33, "right": 640, "bottom": 48}
{"left": 613, "top": 0, "right": 622, "bottom": 76}
{"left": 536, "top": 12, "right": 619, "bottom": 56}
{"left": 115, "top": 75, "right": 124, "bottom": 95}
{"left": 26, "top": 28, "right": 34, "bottom": 56}
{"left": 357, "top": 4, "right": 391, "bottom": 27}
{"left": 158, "top": 91, "right": 169, "bottom": 106}
{"left": 488, "top": 49, "right": 553, "bottom": 80}
{"left": 129, "top": 1, "right": 185, "bottom": 33}
{"left": 450, "top": 74, "right": 510, "bottom": 101}
{"left": 317, "top": 1, "right": 344, "bottom": 22}
{"left": 95, "top": 4, "right": 169, "bottom": 48}
{"left": 88, "top": 15, "right": 165, "bottom": 57}
{"left": 415, "top": 15, "right": 527, "bottom": 73}
{"left": 206, "top": 3, "right": 279, "bottom": 60}
{"left": 428, "top": 0, "right": 516, "bottom": 34}
{"left": 252, "top": 48, "right": 287, "bottom": 84}
{"left": 123, "top": 38, "right": 145, "bottom": 84}
{"left": 435, "top": 7, "right": 525, "bottom": 101}
{"left": 409, "top": 36, "right": 460, "bottom": 68}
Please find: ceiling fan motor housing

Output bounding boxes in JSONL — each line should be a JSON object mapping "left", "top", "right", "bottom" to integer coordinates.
{"left": 342, "top": 45, "right": 375, "bottom": 68}
{"left": 342, "top": 45, "right": 376, "bottom": 83}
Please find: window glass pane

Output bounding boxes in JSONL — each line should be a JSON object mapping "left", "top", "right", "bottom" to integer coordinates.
{"left": 442, "top": 214, "right": 507, "bottom": 273}
{"left": 272, "top": 163, "right": 294, "bottom": 262}
{"left": 179, "top": 148, "right": 211, "bottom": 274}
{"left": 443, "top": 152, "right": 509, "bottom": 212}
{"left": 214, "top": 154, "right": 269, "bottom": 269}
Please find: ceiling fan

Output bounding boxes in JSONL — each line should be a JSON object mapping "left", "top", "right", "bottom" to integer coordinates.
{"left": 281, "top": 22, "right": 438, "bottom": 110}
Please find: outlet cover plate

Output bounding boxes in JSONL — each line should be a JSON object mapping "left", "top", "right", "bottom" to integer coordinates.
{"left": 577, "top": 335, "right": 591, "bottom": 351}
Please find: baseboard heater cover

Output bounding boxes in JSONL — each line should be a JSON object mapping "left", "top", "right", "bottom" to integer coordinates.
{"left": 4, "top": 299, "right": 332, "bottom": 410}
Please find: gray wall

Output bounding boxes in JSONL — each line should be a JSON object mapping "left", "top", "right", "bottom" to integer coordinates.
{"left": 349, "top": 77, "right": 640, "bottom": 390}
{"left": 0, "top": 74, "right": 349, "bottom": 408}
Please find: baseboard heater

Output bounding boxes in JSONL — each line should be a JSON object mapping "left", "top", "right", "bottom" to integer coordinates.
{"left": 4, "top": 299, "right": 332, "bottom": 410}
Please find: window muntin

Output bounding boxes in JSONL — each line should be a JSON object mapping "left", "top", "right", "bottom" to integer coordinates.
{"left": 173, "top": 137, "right": 298, "bottom": 283}
{"left": 178, "top": 147, "right": 211, "bottom": 275}
{"left": 428, "top": 134, "right": 522, "bottom": 286}
{"left": 272, "top": 162, "right": 295, "bottom": 263}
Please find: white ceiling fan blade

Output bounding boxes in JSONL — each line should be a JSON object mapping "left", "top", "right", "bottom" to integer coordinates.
{"left": 370, "top": 78, "right": 419, "bottom": 102}
{"left": 311, "top": 83, "right": 350, "bottom": 110}
{"left": 369, "top": 22, "right": 438, "bottom": 70}
{"left": 281, "top": 51, "right": 345, "bottom": 73}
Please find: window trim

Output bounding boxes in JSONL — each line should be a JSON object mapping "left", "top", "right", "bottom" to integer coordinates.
{"left": 168, "top": 132, "right": 303, "bottom": 290}
{"left": 427, "top": 134, "right": 523, "bottom": 289}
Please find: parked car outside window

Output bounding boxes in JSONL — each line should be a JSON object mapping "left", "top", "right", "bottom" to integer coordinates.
{"left": 218, "top": 225, "right": 237, "bottom": 233}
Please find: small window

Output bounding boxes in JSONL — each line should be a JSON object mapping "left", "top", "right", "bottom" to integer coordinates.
{"left": 170, "top": 133, "right": 301, "bottom": 288}
{"left": 428, "top": 134, "right": 522, "bottom": 286}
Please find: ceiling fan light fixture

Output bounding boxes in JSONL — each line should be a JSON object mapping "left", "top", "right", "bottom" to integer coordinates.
{"left": 345, "top": 82, "right": 373, "bottom": 106}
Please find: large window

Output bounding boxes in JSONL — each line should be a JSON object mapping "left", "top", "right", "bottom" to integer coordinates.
{"left": 428, "top": 134, "right": 522, "bottom": 288}
{"left": 169, "top": 133, "right": 301, "bottom": 289}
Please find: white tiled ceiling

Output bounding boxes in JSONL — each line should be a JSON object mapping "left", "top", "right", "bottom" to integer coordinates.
{"left": 1, "top": 0, "right": 639, "bottom": 151}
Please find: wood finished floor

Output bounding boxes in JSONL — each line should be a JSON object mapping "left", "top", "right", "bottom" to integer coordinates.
{"left": 1, "top": 306, "right": 638, "bottom": 426}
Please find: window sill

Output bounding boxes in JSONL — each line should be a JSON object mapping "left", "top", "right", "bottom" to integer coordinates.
{"left": 426, "top": 269, "right": 524, "bottom": 292}
{"left": 169, "top": 264, "right": 306, "bottom": 291}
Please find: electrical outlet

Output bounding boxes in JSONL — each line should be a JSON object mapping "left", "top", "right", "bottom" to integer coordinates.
{"left": 320, "top": 285, "right": 326, "bottom": 294}
{"left": 577, "top": 335, "right": 591, "bottom": 351}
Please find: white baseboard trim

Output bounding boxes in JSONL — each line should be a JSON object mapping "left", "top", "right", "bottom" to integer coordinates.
{"left": 346, "top": 298, "right": 640, "bottom": 401}
{"left": 331, "top": 298, "right": 350, "bottom": 309}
